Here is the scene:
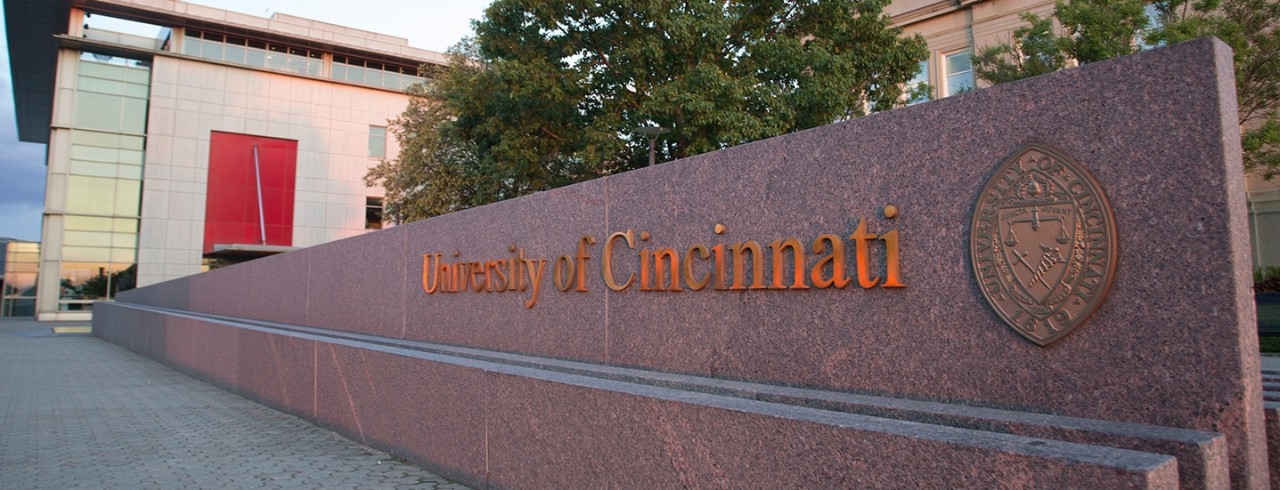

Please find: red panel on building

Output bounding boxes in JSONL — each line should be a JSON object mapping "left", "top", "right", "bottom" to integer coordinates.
{"left": 203, "top": 132, "right": 297, "bottom": 255}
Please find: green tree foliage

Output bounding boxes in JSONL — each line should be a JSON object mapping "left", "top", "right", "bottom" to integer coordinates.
{"left": 972, "top": 13, "right": 1068, "bottom": 84}
{"left": 364, "top": 81, "right": 481, "bottom": 222}
{"left": 1145, "top": 0, "right": 1280, "bottom": 178}
{"left": 1055, "top": 0, "right": 1152, "bottom": 62}
{"left": 367, "top": 0, "right": 928, "bottom": 223}
{"left": 972, "top": 0, "right": 1280, "bottom": 179}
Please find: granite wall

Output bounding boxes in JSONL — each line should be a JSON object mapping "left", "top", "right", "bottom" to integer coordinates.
{"left": 97, "top": 38, "right": 1266, "bottom": 489}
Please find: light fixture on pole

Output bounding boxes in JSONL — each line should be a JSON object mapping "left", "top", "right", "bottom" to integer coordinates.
{"left": 633, "top": 125, "right": 670, "bottom": 167}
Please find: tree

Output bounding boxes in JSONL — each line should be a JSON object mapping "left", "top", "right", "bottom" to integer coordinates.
{"left": 1055, "top": 0, "right": 1153, "bottom": 62}
{"left": 972, "top": 13, "right": 1068, "bottom": 84}
{"left": 367, "top": 0, "right": 928, "bottom": 223}
{"left": 364, "top": 80, "right": 482, "bottom": 222}
{"left": 972, "top": 0, "right": 1280, "bottom": 179}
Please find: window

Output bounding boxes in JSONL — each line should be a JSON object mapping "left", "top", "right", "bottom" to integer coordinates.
{"left": 1138, "top": 3, "right": 1163, "bottom": 49}
{"left": 907, "top": 60, "right": 930, "bottom": 105}
{"left": 183, "top": 29, "right": 322, "bottom": 77}
{"left": 2, "top": 242, "right": 39, "bottom": 317}
{"left": 57, "top": 262, "right": 136, "bottom": 310}
{"left": 366, "top": 197, "right": 384, "bottom": 230}
{"left": 332, "top": 55, "right": 424, "bottom": 91}
{"left": 944, "top": 51, "right": 974, "bottom": 97}
{"left": 368, "top": 126, "right": 387, "bottom": 158}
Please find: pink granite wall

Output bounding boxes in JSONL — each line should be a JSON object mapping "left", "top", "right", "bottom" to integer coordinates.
{"left": 99, "top": 38, "right": 1265, "bottom": 489}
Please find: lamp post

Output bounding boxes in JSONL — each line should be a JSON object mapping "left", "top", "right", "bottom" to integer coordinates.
{"left": 633, "top": 126, "right": 670, "bottom": 167}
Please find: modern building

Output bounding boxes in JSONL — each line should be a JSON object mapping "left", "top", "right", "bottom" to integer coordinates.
{"left": 5, "top": 0, "right": 447, "bottom": 320}
{"left": 887, "top": 0, "right": 1280, "bottom": 267}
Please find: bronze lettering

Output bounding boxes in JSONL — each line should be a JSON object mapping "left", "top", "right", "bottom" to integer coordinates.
{"left": 471, "top": 261, "right": 486, "bottom": 292}
{"left": 452, "top": 261, "right": 464, "bottom": 293}
{"left": 419, "top": 218, "right": 912, "bottom": 306}
{"left": 554, "top": 255, "right": 574, "bottom": 292}
{"left": 516, "top": 248, "right": 529, "bottom": 291}
{"left": 711, "top": 243, "right": 727, "bottom": 290}
{"left": 651, "top": 247, "right": 682, "bottom": 291}
{"left": 491, "top": 259, "right": 508, "bottom": 292}
{"left": 769, "top": 238, "right": 808, "bottom": 290}
{"left": 483, "top": 260, "right": 497, "bottom": 292}
{"left": 510, "top": 245, "right": 521, "bottom": 292}
{"left": 574, "top": 236, "right": 595, "bottom": 292}
{"left": 880, "top": 229, "right": 906, "bottom": 288}
{"left": 729, "top": 240, "right": 765, "bottom": 290}
{"left": 603, "top": 230, "right": 636, "bottom": 291}
{"left": 525, "top": 258, "right": 546, "bottom": 308}
{"left": 809, "top": 234, "right": 851, "bottom": 289}
{"left": 850, "top": 219, "right": 881, "bottom": 289}
{"left": 639, "top": 248, "right": 652, "bottom": 291}
{"left": 684, "top": 244, "right": 711, "bottom": 291}
{"left": 422, "top": 254, "right": 441, "bottom": 293}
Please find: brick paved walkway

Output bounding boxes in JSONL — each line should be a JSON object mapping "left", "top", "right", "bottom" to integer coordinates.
{"left": 0, "top": 318, "right": 470, "bottom": 489}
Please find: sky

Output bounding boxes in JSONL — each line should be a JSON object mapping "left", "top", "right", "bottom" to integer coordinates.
{"left": 0, "top": 0, "right": 492, "bottom": 242}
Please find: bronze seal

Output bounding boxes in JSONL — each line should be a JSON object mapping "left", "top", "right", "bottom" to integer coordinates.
{"left": 971, "top": 144, "right": 1117, "bottom": 346}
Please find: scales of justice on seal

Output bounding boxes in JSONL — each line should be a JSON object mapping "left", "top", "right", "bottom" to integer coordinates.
{"left": 970, "top": 144, "right": 1118, "bottom": 346}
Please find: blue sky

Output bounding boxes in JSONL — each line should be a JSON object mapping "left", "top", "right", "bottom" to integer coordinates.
{"left": 0, "top": 0, "right": 491, "bottom": 242}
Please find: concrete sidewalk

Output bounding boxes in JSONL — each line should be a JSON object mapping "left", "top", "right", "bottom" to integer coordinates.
{"left": 0, "top": 318, "right": 470, "bottom": 489}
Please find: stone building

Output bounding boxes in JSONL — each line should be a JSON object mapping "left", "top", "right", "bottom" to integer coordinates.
{"left": 888, "top": 0, "right": 1280, "bottom": 267}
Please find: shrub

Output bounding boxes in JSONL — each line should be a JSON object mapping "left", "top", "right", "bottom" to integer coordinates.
{"left": 1257, "top": 265, "right": 1280, "bottom": 293}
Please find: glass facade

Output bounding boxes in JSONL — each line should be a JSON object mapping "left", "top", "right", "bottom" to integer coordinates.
{"left": 181, "top": 28, "right": 424, "bottom": 92}
{"left": 56, "top": 55, "right": 149, "bottom": 311}
{"left": 332, "top": 55, "right": 424, "bottom": 91}
{"left": 2, "top": 242, "right": 39, "bottom": 317}
{"left": 183, "top": 29, "right": 323, "bottom": 76}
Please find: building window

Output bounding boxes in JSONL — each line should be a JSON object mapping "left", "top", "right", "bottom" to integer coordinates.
{"left": 368, "top": 126, "right": 387, "bottom": 158}
{"left": 332, "top": 55, "right": 424, "bottom": 91}
{"left": 183, "top": 29, "right": 322, "bottom": 76}
{"left": 181, "top": 29, "right": 424, "bottom": 90}
{"left": 944, "top": 51, "right": 974, "bottom": 97}
{"left": 1138, "top": 3, "right": 1163, "bottom": 49}
{"left": 2, "top": 241, "right": 39, "bottom": 317}
{"left": 907, "top": 60, "right": 930, "bottom": 104}
{"left": 366, "top": 197, "right": 384, "bottom": 230}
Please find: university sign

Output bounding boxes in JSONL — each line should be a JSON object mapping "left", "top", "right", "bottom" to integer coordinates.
{"left": 420, "top": 216, "right": 906, "bottom": 309}
{"left": 419, "top": 143, "right": 1118, "bottom": 349}
{"left": 94, "top": 40, "right": 1269, "bottom": 489}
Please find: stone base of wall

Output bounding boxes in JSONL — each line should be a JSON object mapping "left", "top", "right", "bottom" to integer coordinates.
{"left": 97, "top": 302, "right": 1229, "bottom": 489}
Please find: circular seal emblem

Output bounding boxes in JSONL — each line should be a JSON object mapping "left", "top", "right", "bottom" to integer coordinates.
{"left": 970, "top": 144, "right": 1118, "bottom": 346}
